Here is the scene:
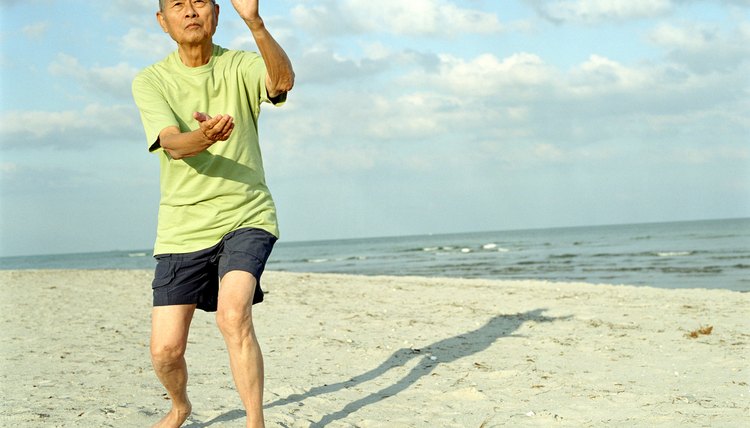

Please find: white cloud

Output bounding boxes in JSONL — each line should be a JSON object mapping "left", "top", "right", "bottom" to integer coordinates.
{"left": 674, "top": 145, "right": 750, "bottom": 164}
{"left": 118, "top": 27, "right": 174, "bottom": 62}
{"left": 405, "top": 48, "right": 747, "bottom": 113}
{"left": 107, "top": 0, "right": 157, "bottom": 23}
{"left": 0, "top": 0, "right": 53, "bottom": 8}
{"left": 649, "top": 21, "right": 750, "bottom": 72}
{"left": 291, "top": 45, "right": 395, "bottom": 84}
{"left": 361, "top": 42, "right": 392, "bottom": 61}
{"left": 0, "top": 162, "right": 18, "bottom": 175}
{"left": 567, "top": 55, "right": 655, "bottom": 94}
{"left": 280, "top": 42, "right": 441, "bottom": 85}
{"left": 533, "top": 143, "right": 566, "bottom": 161}
{"left": 526, "top": 0, "right": 673, "bottom": 23}
{"left": 1, "top": 104, "right": 142, "bottom": 149}
{"left": 651, "top": 22, "right": 713, "bottom": 51}
{"left": 683, "top": 0, "right": 750, "bottom": 7}
{"left": 526, "top": 0, "right": 750, "bottom": 24}
{"left": 48, "top": 54, "right": 140, "bottom": 99}
{"left": 21, "top": 21, "right": 48, "bottom": 39}
{"left": 266, "top": 46, "right": 748, "bottom": 178}
{"left": 290, "top": 1, "right": 361, "bottom": 37}
{"left": 7, "top": 1, "right": 748, "bottom": 181}
{"left": 292, "top": 0, "right": 503, "bottom": 36}
{"left": 421, "top": 52, "right": 556, "bottom": 96}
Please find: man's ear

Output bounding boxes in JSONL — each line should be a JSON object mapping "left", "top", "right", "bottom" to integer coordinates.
{"left": 156, "top": 11, "right": 169, "bottom": 33}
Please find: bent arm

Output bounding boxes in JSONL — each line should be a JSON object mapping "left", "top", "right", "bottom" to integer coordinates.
{"left": 158, "top": 113, "right": 234, "bottom": 160}
{"left": 158, "top": 127, "right": 213, "bottom": 160}
{"left": 251, "top": 20, "right": 295, "bottom": 98}
{"left": 232, "top": 1, "right": 295, "bottom": 98}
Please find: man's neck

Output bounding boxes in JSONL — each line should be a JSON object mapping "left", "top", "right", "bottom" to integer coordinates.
{"left": 177, "top": 42, "right": 214, "bottom": 67}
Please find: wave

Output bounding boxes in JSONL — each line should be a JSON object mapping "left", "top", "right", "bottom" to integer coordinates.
{"left": 709, "top": 254, "right": 750, "bottom": 261}
{"left": 584, "top": 265, "right": 723, "bottom": 274}
{"left": 655, "top": 251, "right": 693, "bottom": 257}
{"left": 549, "top": 254, "right": 577, "bottom": 259}
{"left": 592, "top": 251, "right": 699, "bottom": 258}
{"left": 416, "top": 244, "right": 511, "bottom": 253}
{"left": 660, "top": 266, "right": 722, "bottom": 274}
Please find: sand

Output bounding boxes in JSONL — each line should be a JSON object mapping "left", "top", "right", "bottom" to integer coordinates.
{"left": 0, "top": 269, "right": 748, "bottom": 427}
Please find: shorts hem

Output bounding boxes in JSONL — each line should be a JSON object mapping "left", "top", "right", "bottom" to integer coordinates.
{"left": 153, "top": 295, "right": 201, "bottom": 307}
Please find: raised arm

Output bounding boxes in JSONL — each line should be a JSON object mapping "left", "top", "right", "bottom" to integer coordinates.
{"left": 231, "top": 0, "right": 295, "bottom": 98}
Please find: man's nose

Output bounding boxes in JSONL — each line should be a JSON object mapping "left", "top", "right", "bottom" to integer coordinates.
{"left": 184, "top": 2, "right": 198, "bottom": 17}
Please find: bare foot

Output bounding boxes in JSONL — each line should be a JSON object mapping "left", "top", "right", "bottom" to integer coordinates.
{"left": 152, "top": 402, "right": 192, "bottom": 428}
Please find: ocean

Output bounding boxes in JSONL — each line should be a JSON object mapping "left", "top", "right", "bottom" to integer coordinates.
{"left": 1, "top": 218, "right": 748, "bottom": 292}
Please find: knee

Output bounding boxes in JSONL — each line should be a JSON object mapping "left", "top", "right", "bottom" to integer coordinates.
{"left": 216, "top": 307, "right": 252, "bottom": 338}
{"left": 150, "top": 341, "right": 186, "bottom": 366}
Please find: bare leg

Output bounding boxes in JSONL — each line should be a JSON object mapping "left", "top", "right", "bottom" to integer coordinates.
{"left": 216, "top": 271, "right": 265, "bottom": 428}
{"left": 150, "top": 304, "right": 197, "bottom": 428}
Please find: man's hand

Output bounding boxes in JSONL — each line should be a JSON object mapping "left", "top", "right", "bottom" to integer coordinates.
{"left": 231, "top": 0, "right": 261, "bottom": 25}
{"left": 194, "top": 111, "right": 234, "bottom": 142}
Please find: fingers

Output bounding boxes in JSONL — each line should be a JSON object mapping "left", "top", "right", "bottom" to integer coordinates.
{"left": 211, "top": 115, "right": 234, "bottom": 141}
{"left": 193, "top": 111, "right": 210, "bottom": 122}
{"left": 199, "top": 113, "right": 235, "bottom": 142}
{"left": 213, "top": 116, "right": 235, "bottom": 141}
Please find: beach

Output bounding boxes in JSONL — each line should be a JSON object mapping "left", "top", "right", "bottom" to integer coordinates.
{"left": 1, "top": 270, "right": 748, "bottom": 427}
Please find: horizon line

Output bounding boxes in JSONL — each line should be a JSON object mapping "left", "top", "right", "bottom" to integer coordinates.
{"left": 1, "top": 216, "right": 747, "bottom": 260}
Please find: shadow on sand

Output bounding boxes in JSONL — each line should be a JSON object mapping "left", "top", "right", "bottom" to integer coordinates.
{"left": 186, "top": 308, "right": 569, "bottom": 427}
{"left": 184, "top": 409, "right": 246, "bottom": 428}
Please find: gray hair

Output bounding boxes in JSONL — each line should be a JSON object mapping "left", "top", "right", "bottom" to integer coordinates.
{"left": 159, "top": 0, "right": 216, "bottom": 11}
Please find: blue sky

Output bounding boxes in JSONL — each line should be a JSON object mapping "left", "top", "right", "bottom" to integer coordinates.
{"left": 1, "top": 0, "right": 749, "bottom": 257}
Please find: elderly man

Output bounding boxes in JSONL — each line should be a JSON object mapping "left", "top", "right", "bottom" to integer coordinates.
{"left": 131, "top": 0, "right": 294, "bottom": 426}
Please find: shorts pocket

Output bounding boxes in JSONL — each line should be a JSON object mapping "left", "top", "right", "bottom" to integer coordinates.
{"left": 152, "top": 258, "right": 175, "bottom": 289}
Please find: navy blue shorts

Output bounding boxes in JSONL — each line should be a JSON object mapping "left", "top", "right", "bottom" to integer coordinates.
{"left": 152, "top": 228, "right": 277, "bottom": 312}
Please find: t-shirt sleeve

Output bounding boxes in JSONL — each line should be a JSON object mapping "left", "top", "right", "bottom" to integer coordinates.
{"left": 266, "top": 89, "right": 288, "bottom": 106}
{"left": 243, "top": 52, "right": 287, "bottom": 108}
{"left": 132, "top": 72, "right": 179, "bottom": 152}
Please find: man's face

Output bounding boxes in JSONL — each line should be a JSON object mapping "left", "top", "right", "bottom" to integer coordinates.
{"left": 157, "top": 0, "right": 219, "bottom": 46}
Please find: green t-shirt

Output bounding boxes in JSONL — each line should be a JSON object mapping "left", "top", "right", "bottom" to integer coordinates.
{"left": 132, "top": 45, "right": 282, "bottom": 255}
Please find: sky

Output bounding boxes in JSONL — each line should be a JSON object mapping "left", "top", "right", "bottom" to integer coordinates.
{"left": 0, "top": 0, "right": 749, "bottom": 257}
